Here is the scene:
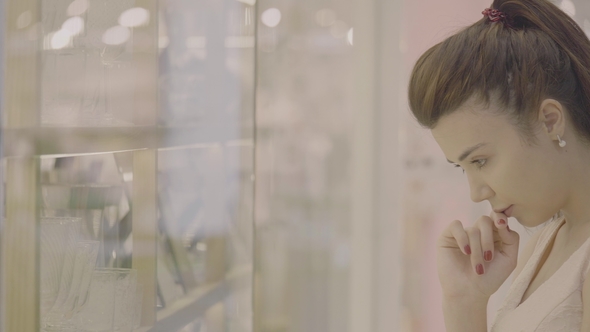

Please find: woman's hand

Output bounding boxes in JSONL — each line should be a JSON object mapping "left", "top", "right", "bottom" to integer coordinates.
{"left": 436, "top": 211, "right": 520, "bottom": 300}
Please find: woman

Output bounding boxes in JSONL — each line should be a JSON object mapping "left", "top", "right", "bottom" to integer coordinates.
{"left": 408, "top": 0, "right": 590, "bottom": 331}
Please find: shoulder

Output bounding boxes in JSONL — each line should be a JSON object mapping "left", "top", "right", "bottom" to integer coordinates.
{"left": 581, "top": 223, "right": 590, "bottom": 328}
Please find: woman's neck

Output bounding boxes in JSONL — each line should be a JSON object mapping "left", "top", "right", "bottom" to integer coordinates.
{"left": 554, "top": 140, "right": 590, "bottom": 238}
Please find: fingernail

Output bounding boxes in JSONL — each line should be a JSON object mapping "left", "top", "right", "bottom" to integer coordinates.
{"left": 498, "top": 219, "right": 506, "bottom": 225}
{"left": 476, "top": 264, "right": 484, "bottom": 275}
{"left": 464, "top": 245, "right": 471, "bottom": 255}
{"left": 484, "top": 250, "right": 492, "bottom": 261}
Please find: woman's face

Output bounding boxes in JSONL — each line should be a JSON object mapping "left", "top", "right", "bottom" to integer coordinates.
{"left": 431, "top": 99, "right": 566, "bottom": 227}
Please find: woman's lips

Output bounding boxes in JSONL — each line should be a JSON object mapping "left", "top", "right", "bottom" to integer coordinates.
{"left": 503, "top": 205, "right": 514, "bottom": 217}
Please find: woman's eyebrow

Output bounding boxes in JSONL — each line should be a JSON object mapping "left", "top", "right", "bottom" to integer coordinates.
{"left": 446, "top": 142, "right": 488, "bottom": 163}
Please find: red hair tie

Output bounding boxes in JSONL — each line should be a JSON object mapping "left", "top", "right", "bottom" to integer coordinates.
{"left": 482, "top": 8, "right": 507, "bottom": 23}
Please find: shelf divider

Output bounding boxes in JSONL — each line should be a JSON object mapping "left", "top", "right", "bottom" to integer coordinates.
{"left": 2, "top": 125, "right": 250, "bottom": 157}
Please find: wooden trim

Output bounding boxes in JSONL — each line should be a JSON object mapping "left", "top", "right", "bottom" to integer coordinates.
{"left": 3, "top": 0, "right": 41, "bottom": 329}
{"left": 132, "top": 149, "right": 158, "bottom": 326}
{"left": 3, "top": 158, "right": 40, "bottom": 332}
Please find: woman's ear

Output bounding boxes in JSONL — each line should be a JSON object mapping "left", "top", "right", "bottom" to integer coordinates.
{"left": 538, "top": 99, "right": 565, "bottom": 136}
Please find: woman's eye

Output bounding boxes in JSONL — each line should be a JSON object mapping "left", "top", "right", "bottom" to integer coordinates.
{"left": 453, "top": 159, "right": 486, "bottom": 174}
{"left": 472, "top": 159, "right": 487, "bottom": 169}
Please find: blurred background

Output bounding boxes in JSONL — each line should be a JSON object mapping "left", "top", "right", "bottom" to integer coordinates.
{"left": 1, "top": 0, "right": 589, "bottom": 331}
{"left": 253, "top": 0, "right": 527, "bottom": 331}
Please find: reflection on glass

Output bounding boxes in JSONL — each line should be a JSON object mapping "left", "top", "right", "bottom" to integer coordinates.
{"left": 78, "top": 0, "right": 134, "bottom": 126}
{"left": 158, "top": 0, "right": 255, "bottom": 126}
{"left": 2, "top": 0, "right": 257, "bottom": 328}
{"left": 155, "top": 0, "right": 254, "bottom": 329}
{"left": 254, "top": 0, "right": 355, "bottom": 330}
{"left": 41, "top": 0, "right": 137, "bottom": 126}
{"left": 260, "top": 8, "right": 281, "bottom": 28}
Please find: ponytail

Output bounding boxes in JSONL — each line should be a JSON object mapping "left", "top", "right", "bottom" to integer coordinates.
{"left": 409, "top": 0, "right": 590, "bottom": 145}
{"left": 496, "top": 0, "right": 590, "bottom": 139}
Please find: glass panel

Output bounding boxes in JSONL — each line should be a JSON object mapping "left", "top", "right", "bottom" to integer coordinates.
{"left": 155, "top": 0, "right": 255, "bottom": 329}
{"left": 254, "top": 0, "right": 355, "bottom": 331}
{"left": 155, "top": 141, "right": 254, "bottom": 330}
{"left": 1, "top": 0, "right": 255, "bottom": 330}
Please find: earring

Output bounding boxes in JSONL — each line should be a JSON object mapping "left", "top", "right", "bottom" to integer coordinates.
{"left": 557, "top": 135, "right": 566, "bottom": 148}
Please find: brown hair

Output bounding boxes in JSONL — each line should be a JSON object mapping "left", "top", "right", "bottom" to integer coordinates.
{"left": 408, "top": 0, "right": 590, "bottom": 146}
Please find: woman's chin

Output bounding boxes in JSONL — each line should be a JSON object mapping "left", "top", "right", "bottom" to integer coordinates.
{"left": 513, "top": 217, "right": 533, "bottom": 228}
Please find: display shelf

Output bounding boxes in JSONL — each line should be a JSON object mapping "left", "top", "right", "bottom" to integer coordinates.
{"left": 3, "top": 125, "right": 253, "bottom": 157}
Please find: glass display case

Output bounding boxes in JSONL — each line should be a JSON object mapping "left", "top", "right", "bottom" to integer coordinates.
{"left": 1, "top": 0, "right": 255, "bottom": 331}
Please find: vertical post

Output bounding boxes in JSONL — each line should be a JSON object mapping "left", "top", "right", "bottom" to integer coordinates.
{"left": 349, "top": 0, "right": 377, "bottom": 331}
{"left": 132, "top": 149, "right": 158, "bottom": 326}
{"left": 131, "top": 0, "right": 158, "bottom": 325}
{"left": 0, "top": 0, "right": 5, "bottom": 330}
{"left": 374, "top": 1, "right": 403, "bottom": 331}
{"left": 3, "top": 0, "right": 41, "bottom": 331}
{"left": 3, "top": 159, "right": 40, "bottom": 332}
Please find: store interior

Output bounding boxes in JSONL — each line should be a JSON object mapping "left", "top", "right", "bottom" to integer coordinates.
{"left": 1, "top": 0, "right": 587, "bottom": 331}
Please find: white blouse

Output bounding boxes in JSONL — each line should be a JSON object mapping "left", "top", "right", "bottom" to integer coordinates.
{"left": 491, "top": 216, "right": 590, "bottom": 331}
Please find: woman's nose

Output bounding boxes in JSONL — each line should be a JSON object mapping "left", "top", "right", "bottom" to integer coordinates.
{"left": 468, "top": 175, "right": 493, "bottom": 203}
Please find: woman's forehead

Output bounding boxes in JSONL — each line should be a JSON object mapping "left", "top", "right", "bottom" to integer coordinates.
{"left": 431, "top": 106, "right": 518, "bottom": 162}
{"left": 433, "top": 107, "right": 508, "bottom": 140}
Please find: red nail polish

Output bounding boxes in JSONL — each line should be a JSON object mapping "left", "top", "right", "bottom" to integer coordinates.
{"left": 498, "top": 219, "right": 506, "bottom": 225}
{"left": 464, "top": 245, "right": 471, "bottom": 255}
{"left": 476, "top": 264, "right": 484, "bottom": 275}
{"left": 485, "top": 250, "right": 492, "bottom": 261}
